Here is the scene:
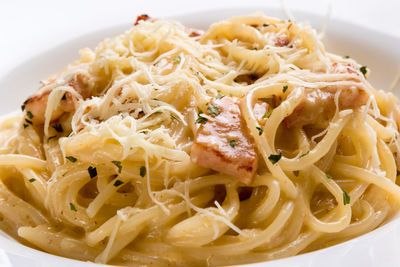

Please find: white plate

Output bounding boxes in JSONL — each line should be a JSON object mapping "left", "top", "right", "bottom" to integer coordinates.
{"left": 0, "top": 7, "right": 399, "bottom": 267}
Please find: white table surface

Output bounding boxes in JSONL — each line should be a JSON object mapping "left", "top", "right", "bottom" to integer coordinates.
{"left": 0, "top": 0, "right": 399, "bottom": 79}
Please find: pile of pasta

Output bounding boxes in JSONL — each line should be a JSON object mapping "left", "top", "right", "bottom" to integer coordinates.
{"left": 0, "top": 14, "right": 400, "bottom": 266}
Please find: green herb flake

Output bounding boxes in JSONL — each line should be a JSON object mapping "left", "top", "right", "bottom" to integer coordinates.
{"left": 343, "top": 55, "right": 350, "bottom": 59}
{"left": 262, "top": 109, "right": 274, "bottom": 119}
{"left": 52, "top": 123, "right": 63, "bottom": 133}
{"left": 282, "top": 85, "right": 288, "bottom": 93}
{"left": 173, "top": 55, "right": 181, "bottom": 64}
{"left": 196, "top": 110, "right": 208, "bottom": 124}
{"left": 140, "top": 166, "right": 146, "bottom": 177}
{"left": 113, "top": 179, "right": 124, "bottom": 187}
{"left": 112, "top": 160, "right": 123, "bottom": 173}
{"left": 66, "top": 156, "right": 77, "bottom": 163}
{"left": 216, "top": 93, "right": 225, "bottom": 99}
{"left": 229, "top": 140, "right": 236, "bottom": 148}
{"left": 21, "top": 99, "right": 28, "bottom": 111}
{"left": 207, "top": 103, "right": 220, "bottom": 117}
{"left": 360, "top": 66, "right": 367, "bottom": 77}
{"left": 23, "top": 124, "right": 28, "bottom": 129}
{"left": 61, "top": 93, "right": 67, "bottom": 100}
{"left": 262, "top": 23, "right": 269, "bottom": 27}
{"left": 70, "top": 203, "right": 77, "bottom": 212}
{"left": 343, "top": 190, "right": 351, "bottom": 205}
{"left": 326, "top": 174, "right": 333, "bottom": 179}
{"left": 299, "top": 151, "right": 309, "bottom": 158}
{"left": 256, "top": 127, "right": 263, "bottom": 135}
{"left": 195, "top": 116, "right": 208, "bottom": 124}
{"left": 25, "top": 119, "right": 33, "bottom": 125}
{"left": 251, "top": 47, "right": 258, "bottom": 51}
{"left": 88, "top": 166, "right": 97, "bottom": 179}
{"left": 268, "top": 153, "right": 282, "bottom": 164}
{"left": 26, "top": 111, "right": 34, "bottom": 119}
{"left": 170, "top": 114, "right": 179, "bottom": 121}
{"left": 28, "top": 178, "right": 36, "bottom": 183}
{"left": 47, "top": 135, "right": 57, "bottom": 142}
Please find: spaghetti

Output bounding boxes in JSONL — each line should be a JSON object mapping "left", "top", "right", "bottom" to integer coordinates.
{"left": 0, "top": 13, "right": 399, "bottom": 266}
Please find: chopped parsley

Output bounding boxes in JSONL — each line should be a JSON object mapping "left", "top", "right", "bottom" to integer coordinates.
{"left": 326, "top": 174, "right": 333, "bottom": 179}
{"left": 113, "top": 179, "right": 124, "bottom": 187}
{"left": 343, "top": 55, "right": 350, "bottom": 59}
{"left": 170, "top": 114, "right": 179, "bottom": 121}
{"left": 140, "top": 166, "right": 146, "bottom": 177}
{"left": 229, "top": 140, "right": 236, "bottom": 148}
{"left": 61, "top": 93, "right": 67, "bottom": 100}
{"left": 262, "top": 108, "right": 274, "bottom": 119}
{"left": 52, "top": 123, "right": 63, "bottom": 133}
{"left": 23, "top": 124, "right": 28, "bottom": 129}
{"left": 207, "top": 103, "right": 220, "bottom": 117}
{"left": 268, "top": 153, "right": 282, "bottom": 164}
{"left": 195, "top": 110, "right": 208, "bottom": 124}
{"left": 26, "top": 111, "right": 34, "bottom": 119}
{"left": 112, "top": 160, "right": 123, "bottom": 173}
{"left": 360, "top": 66, "right": 367, "bottom": 77}
{"left": 66, "top": 156, "right": 77, "bottom": 163}
{"left": 173, "top": 55, "right": 181, "bottom": 64}
{"left": 25, "top": 119, "right": 33, "bottom": 125}
{"left": 21, "top": 99, "right": 28, "bottom": 111}
{"left": 70, "top": 203, "right": 77, "bottom": 212}
{"left": 88, "top": 166, "right": 97, "bottom": 179}
{"left": 256, "top": 126, "right": 263, "bottom": 135}
{"left": 299, "top": 151, "right": 309, "bottom": 158}
{"left": 216, "top": 93, "right": 225, "bottom": 99}
{"left": 251, "top": 47, "right": 258, "bottom": 50}
{"left": 28, "top": 178, "right": 36, "bottom": 183}
{"left": 343, "top": 190, "right": 350, "bottom": 205}
{"left": 282, "top": 85, "right": 288, "bottom": 93}
{"left": 262, "top": 23, "right": 269, "bottom": 27}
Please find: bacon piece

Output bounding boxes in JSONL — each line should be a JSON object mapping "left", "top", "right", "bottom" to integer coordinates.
{"left": 24, "top": 73, "right": 90, "bottom": 125}
{"left": 332, "top": 62, "right": 360, "bottom": 76}
{"left": 284, "top": 86, "right": 368, "bottom": 128}
{"left": 134, "top": 14, "right": 151, "bottom": 25}
{"left": 190, "top": 97, "right": 257, "bottom": 184}
{"left": 275, "top": 35, "right": 289, "bottom": 47}
{"left": 189, "top": 31, "right": 201, "bottom": 37}
{"left": 284, "top": 62, "right": 368, "bottom": 129}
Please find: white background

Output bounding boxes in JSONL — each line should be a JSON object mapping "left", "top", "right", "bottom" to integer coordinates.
{"left": 0, "top": 0, "right": 399, "bottom": 78}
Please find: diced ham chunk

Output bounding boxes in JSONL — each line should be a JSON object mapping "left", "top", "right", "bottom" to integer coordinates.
{"left": 190, "top": 96, "right": 257, "bottom": 184}
{"left": 24, "top": 73, "right": 90, "bottom": 125}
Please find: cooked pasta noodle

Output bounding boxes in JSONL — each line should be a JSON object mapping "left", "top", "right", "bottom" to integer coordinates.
{"left": 0, "top": 13, "right": 400, "bottom": 266}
